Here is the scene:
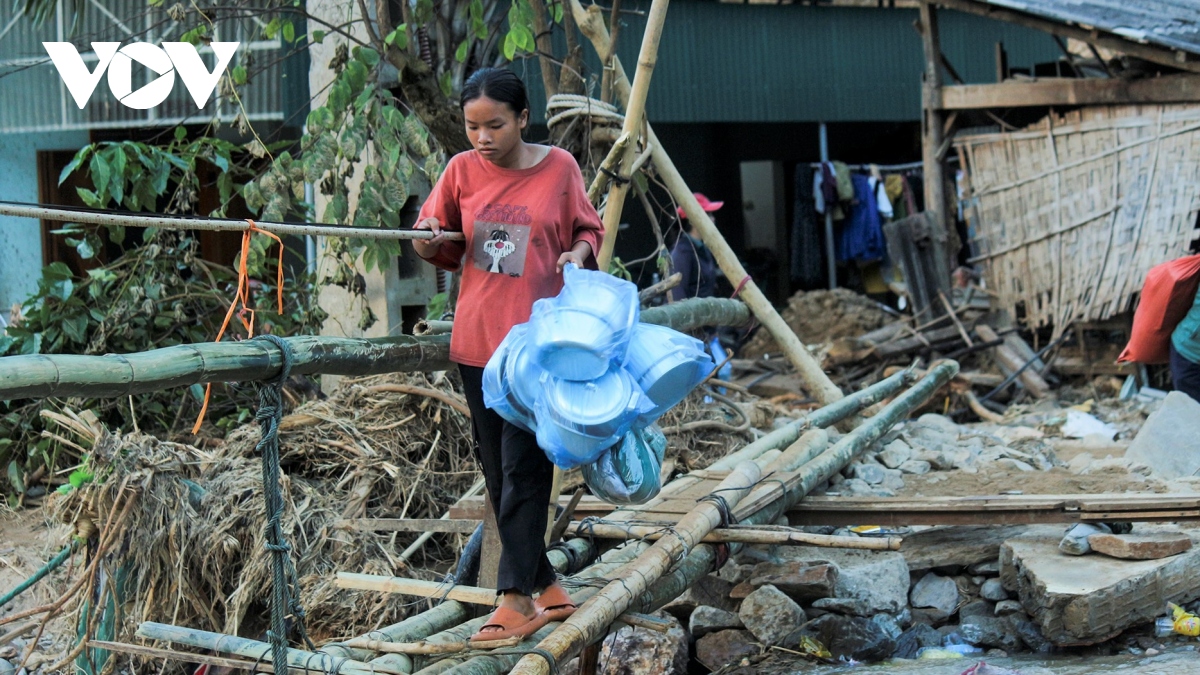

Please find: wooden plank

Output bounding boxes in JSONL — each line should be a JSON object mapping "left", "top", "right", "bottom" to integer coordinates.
{"left": 941, "top": 75, "right": 1200, "bottom": 110}
{"left": 450, "top": 495, "right": 615, "bottom": 521}
{"left": 338, "top": 518, "right": 481, "bottom": 534}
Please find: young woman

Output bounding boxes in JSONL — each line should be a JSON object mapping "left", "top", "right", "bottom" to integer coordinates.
{"left": 413, "top": 68, "right": 604, "bottom": 641}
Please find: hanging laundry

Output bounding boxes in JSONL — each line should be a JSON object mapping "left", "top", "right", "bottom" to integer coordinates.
{"left": 832, "top": 161, "right": 855, "bottom": 201}
{"left": 885, "top": 174, "right": 906, "bottom": 220}
{"left": 838, "top": 173, "right": 887, "bottom": 264}
{"left": 869, "top": 176, "right": 893, "bottom": 220}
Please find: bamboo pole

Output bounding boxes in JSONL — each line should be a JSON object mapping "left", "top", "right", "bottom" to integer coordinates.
{"left": 509, "top": 461, "right": 762, "bottom": 675}
{"left": 341, "top": 636, "right": 520, "bottom": 655}
{"left": 0, "top": 201, "right": 466, "bottom": 242}
{"left": 594, "top": 0, "right": 670, "bottom": 270}
{"left": 134, "top": 622, "right": 400, "bottom": 675}
{"left": 762, "top": 429, "right": 829, "bottom": 475}
{"left": 561, "top": 521, "right": 899, "bottom": 550}
{"left": 0, "top": 298, "right": 748, "bottom": 401}
{"left": 88, "top": 640, "right": 304, "bottom": 674}
{"left": 568, "top": 0, "right": 845, "bottom": 408}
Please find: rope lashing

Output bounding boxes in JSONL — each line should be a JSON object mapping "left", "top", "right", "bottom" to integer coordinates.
{"left": 545, "top": 94, "right": 624, "bottom": 130}
{"left": 251, "top": 334, "right": 318, "bottom": 672}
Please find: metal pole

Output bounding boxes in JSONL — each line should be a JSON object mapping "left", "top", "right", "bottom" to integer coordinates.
{"left": 818, "top": 122, "right": 837, "bottom": 289}
{"left": 304, "top": 183, "right": 317, "bottom": 275}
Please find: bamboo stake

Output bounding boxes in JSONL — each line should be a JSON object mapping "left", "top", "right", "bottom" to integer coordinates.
{"left": 567, "top": 0, "right": 844, "bottom": 408}
{"left": 134, "top": 622, "right": 400, "bottom": 675}
{"left": 341, "top": 636, "right": 521, "bottom": 655}
{"left": 594, "top": 0, "right": 670, "bottom": 270}
{"left": 0, "top": 201, "right": 465, "bottom": 242}
{"left": 88, "top": 640, "right": 302, "bottom": 674}
{"left": 762, "top": 429, "right": 830, "bottom": 475}
{"left": 0, "top": 298, "right": 748, "bottom": 401}
{"left": 509, "top": 461, "right": 763, "bottom": 675}
{"left": 562, "top": 521, "right": 899, "bottom": 550}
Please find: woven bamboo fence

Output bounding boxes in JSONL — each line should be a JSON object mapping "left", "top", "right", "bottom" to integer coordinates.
{"left": 957, "top": 104, "right": 1200, "bottom": 335}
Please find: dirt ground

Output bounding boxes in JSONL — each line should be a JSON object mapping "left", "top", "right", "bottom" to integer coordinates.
{"left": 0, "top": 508, "right": 76, "bottom": 668}
{"left": 897, "top": 465, "right": 1168, "bottom": 498}
{"left": 740, "top": 289, "right": 894, "bottom": 357}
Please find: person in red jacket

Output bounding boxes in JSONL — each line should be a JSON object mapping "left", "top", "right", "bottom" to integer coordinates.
{"left": 413, "top": 68, "right": 604, "bottom": 641}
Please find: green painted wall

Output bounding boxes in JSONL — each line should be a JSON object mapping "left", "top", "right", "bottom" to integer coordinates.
{"left": 520, "top": 2, "right": 1061, "bottom": 123}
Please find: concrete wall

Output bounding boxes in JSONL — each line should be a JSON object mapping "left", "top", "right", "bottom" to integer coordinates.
{"left": 0, "top": 130, "right": 89, "bottom": 319}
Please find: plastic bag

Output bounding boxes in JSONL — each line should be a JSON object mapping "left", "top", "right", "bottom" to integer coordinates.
{"left": 482, "top": 324, "right": 537, "bottom": 433}
{"left": 1120, "top": 253, "right": 1200, "bottom": 364}
{"left": 583, "top": 425, "right": 667, "bottom": 505}
{"left": 535, "top": 367, "right": 652, "bottom": 469}
{"left": 624, "top": 323, "right": 715, "bottom": 425}
{"left": 528, "top": 264, "right": 639, "bottom": 380}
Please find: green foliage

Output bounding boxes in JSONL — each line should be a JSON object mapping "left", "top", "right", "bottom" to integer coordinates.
{"left": 0, "top": 231, "right": 328, "bottom": 503}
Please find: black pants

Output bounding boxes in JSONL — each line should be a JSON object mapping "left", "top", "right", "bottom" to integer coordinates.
{"left": 459, "top": 365, "right": 557, "bottom": 596}
{"left": 1171, "top": 343, "right": 1200, "bottom": 403}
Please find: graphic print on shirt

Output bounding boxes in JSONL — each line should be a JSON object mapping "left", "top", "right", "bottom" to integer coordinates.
{"left": 472, "top": 203, "right": 532, "bottom": 277}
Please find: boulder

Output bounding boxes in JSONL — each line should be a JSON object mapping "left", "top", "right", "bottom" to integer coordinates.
{"left": 1125, "top": 391, "right": 1200, "bottom": 479}
{"left": 716, "top": 563, "right": 756, "bottom": 585}
{"left": 958, "top": 600, "right": 995, "bottom": 620}
{"left": 1001, "top": 533, "right": 1200, "bottom": 645}
{"left": 661, "top": 574, "right": 738, "bottom": 622}
{"left": 749, "top": 562, "right": 837, "bottom": 601}
{"left": 994, "top": 600, "right": 1024, "bottom": 616}
{"left": 810, "top": 597, "right": 873, "bottom": 617}
{"left": 909, "top": 572, "right": 960, "bottom": 619}
{"left": 694, "top": 630, "right": 758, "bottom": 672}
{"left": 898, "top": 460, "right": 931, "bottom": 475}
{"left": 562, "top": 612, "right": 688, "bottom": 675}
{"left": 968, "top": 560, "right": 1001, "bottom": 576}
{"left": 689, "top": 606, "right": 744, "bottom": 639}
{"left": 1087, "top": 532, "right": 1193, "bottom": 560}
{"left": 980, "top": 578, "right": 1009, "bottom": 601}
{"left": 806, "top": 614, "right": 897, "bottom": 662}
{"left": 959, "top": 616, "right": 1022, "bottom": 652}
{"left": 777, "top": 547, "right": 910, "bottom": 615}
{"left": 851, "top": 462, "right": 887, "bottom": 485}
{"left": 878, "top": 440, "right": 913, "bottom": 469}
{"left": 738, "top": 584, "right": 805, "bottom": 646}
{"left": 892, "top": 623, "right": 943, "bottom": 659}
{"left": 871, "top": 613, "right": 903, "bottom": 640}
{"left": 902, "top": 526, "right": 1047, "bottom": 571}
{"left": 1008, "top": 617, "right": 1053, "bottom": 653}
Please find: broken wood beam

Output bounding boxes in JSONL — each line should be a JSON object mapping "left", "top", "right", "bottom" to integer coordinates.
{"left": 940, "top": 74, "right": 1200, "bottom": 110}
{"left": 975, "top": 325, "right": 1051, "bottom": 398}
{"left": 785, "top": 493, "right": 1200, "bottom": 527}
{"left": 561, "top": 520, "right": 900, "bottom": 550}
{"left": 637, "top": 272, "right": 682, "bottom": 303}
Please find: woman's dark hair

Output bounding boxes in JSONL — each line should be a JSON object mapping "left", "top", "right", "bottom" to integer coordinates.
{"left": 461, "top": 68, "right": 528, "bottom": 115}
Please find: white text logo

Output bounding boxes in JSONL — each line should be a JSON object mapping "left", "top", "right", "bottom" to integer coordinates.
{"left": 43, "top": 41, "right": 240, "bottom": 110}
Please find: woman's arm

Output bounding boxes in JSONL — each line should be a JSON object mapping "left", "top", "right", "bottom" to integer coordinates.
{"left": 556, "top": 240, "right": 593, "bottom": 273}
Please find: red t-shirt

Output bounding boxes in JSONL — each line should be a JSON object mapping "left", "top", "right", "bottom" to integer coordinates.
{"left": 417, "top": 146, "right": 605, "bottom": 367}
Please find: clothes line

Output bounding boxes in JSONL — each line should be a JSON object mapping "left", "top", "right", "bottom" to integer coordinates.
{"left": 806, "top": 158, "right": 958, "bottom": 172}
{"left": 0, "top": 200, "right": 465, "bottom": 242}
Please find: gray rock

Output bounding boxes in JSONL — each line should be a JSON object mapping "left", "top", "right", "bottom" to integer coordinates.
{"left": 871, "top": 613, "right": 903, "bottom": 640}
{"left": 960, "top": 616, "right": 1022, "bottom": 652}
{"left": 810, "top": 597, "right": 873, "bottom": 616}
{"left": 898, "top": 460, "right": 932, "bottom": 475}
{"left": 878, "top": 440, "right": 913, "bottom": 469}
{"left": 738, "top": 584, "right": 805, "bottom": 646}
{"left": 689, "top": 606, "right": 744, "bottom": 639}
{"left": 912, "top": 447, "right": 956, "bottom": 471}
{"left": 958, "top": 599, "right": 995, "bottom": 620}
{"left": 968, "top": 560, "right": 1001, "bottom": 576}
{"left": 837, "top": 478, "right": 874, "bottom": 496}
{"left": 909, "top": 572, "right": 960, "bottom": 617}
{"left": 971, "top": 575, "right": 988, "bottom": 586}
{"left": 1058, "top": 522, "right": 1112, "bottom": 556}
{"left": 994, "top": 600, "right": 1024, "bottom": 616}
{"left": 694, "top": 630, "right": 758, "bottom": 672}
{"left": 0, "top": 659, "right": 20, "bottom": 675}
{"left": 852, "top": 462, "right": 887, "bottom": 485}
{"left": 1126, "top": 391, "right": 1200, "bottom": 479}
{"left": 892, "top": 624, "right": 942, "bottom": 659}
{"left": 716, "top": 563, "right": 756, "bottom": 585}
{"left": 777, "top": 547, "right": 910, "bottom": 615}
{"left": 661, "top": 574, "right": 739, "bottom": 621}
{"left": 997, "top": 458, "right": 1035, "bottom": 472}
{"left": 881, "top": 468, "right": 907, "bottom": 492}
{"left": 981, "top": 578, "right": 1009, "bottom": 601}
{"left": 918, "top": 413, "right": 962, "bottom": 435}
{"left": 571, "top": 612, "right": 688, "bottom": 675}
{"left": 806, "top": 614, "right": 897, "bottom": 662}
{"left": 749, "top": 561, "right": 838, "bottom": 601}
{"left": 1009, "top": 617, "right": 1054, "bottom": 653}
{"left": 909, "top": 607, "right": 951, "bottom": 627}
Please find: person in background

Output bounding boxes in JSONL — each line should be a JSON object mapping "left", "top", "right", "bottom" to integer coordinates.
{"left": 1171, "top": 287, "right": 1200, "bottom": 402}
{"left": 413, "top": 68, "right": 603, "bottom": 641}
{"left": 670, "top": 193, "right": 721, "bottom": 301}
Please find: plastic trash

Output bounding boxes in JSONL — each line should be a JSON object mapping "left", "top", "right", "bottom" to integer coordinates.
{"left": 915, "top": 647, "right": 965, "bottom": 660}
{"left": 1061, "top": 409, "right": 1118, "bottom": 440}
{"left": 624, "top": 323, "right": 714, "bottom": 425}
{"left": 1156, "top": 617, "right": 1177, "bottom": 638}
{"left": 943, "top": 632, "right": 985, "bottom": 655}
{"left": 482, "top": 325, "right": 537, "bottom": 433}
{"left": 528, "top": 264, "right": 639, "bottom": 380}
{"left": 582, "top": 425, "right": 667, "bottom": 505}
{"left": 1168, "top": 602, "right": 1200, "bottom": 636}
{"left": 535, "top": 369, "right": 652, "bottom": 469}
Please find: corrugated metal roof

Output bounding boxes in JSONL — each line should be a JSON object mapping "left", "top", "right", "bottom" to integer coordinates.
{"left": 523, "top": 1, "right": 1061, "bottom": 123}
{"left": 973, "top": 0, "right": 1200, "bottom": 55}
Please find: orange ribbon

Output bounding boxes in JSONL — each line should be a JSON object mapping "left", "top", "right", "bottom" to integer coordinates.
{"left": 191, "top": 220, "right": 285, "bottom": 435}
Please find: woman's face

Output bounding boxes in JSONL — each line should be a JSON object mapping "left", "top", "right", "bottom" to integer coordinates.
{"left": 463, "top": 95, "right": 528, "bottom": 165}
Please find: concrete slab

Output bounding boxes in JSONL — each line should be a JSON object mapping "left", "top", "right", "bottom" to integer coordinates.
{"left": 1125, "top": 391, "right": 1200, "bottom": 479}
{"left": 1000, "top": 532, "right": 1200, "bottom": 645}
{"left": 901, "top": 525, "right": 1060, "bottom": 571}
